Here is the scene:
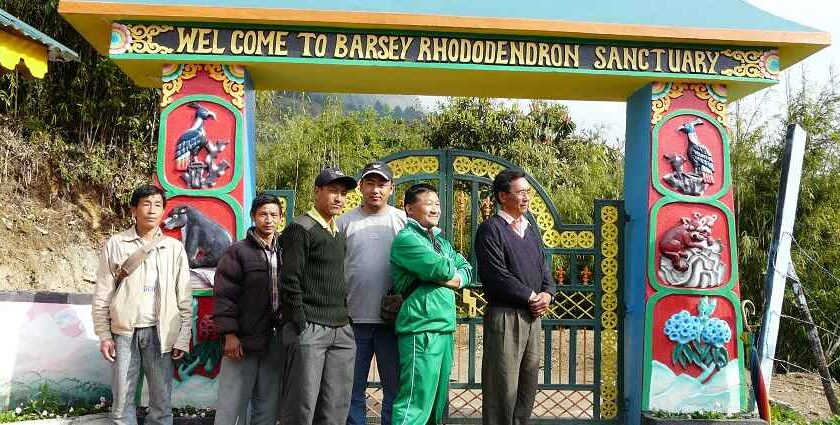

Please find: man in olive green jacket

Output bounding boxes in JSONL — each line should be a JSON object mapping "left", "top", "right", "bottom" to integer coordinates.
{"left": 389, "top": 183, "right": 472, "bottom": 425}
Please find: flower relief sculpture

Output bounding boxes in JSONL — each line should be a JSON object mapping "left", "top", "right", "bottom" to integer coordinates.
{"left": 664, "top": 296, "right": 732, "bottom": 383}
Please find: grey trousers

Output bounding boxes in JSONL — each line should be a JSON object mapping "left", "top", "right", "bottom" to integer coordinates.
{"left": 281, "top": 323, "right": 356, "bottom": 425}
{"left": 481, "top": 307, "right": 541, "bottom": 425}
{"left": 111, "top": 327, "right": 174, "bottom": 425}
{"left": 214, "top": 331, "right": 283, "bottom": 425}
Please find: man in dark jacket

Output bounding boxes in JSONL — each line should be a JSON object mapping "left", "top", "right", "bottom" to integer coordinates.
{"left": 475, "top": 169, "right": 556, "bottom": 425}
{"left": 213, "top": 193, "right": 284, "bottom": 425}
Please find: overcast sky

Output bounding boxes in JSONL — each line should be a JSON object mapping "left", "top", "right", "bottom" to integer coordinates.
{"left": 417, "top": 0, "right": 839, "bottom": 143}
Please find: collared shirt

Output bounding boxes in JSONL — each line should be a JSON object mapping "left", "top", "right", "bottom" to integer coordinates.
{"left": 307, "top": 207, "right": 338, "bottom": 236}
{"left": 125, "top": 227, "right": 162, "bottom": 328}
{"left": 406, "top": 217, "right": 442, "bottom": 237}
{"left": 121, "top": 225, "right": 163, "bottom": 243}
{"left": 497, "top": 210, "right": 529, "bottom": 239}
{"left": 248, "top": 228, "right": 280, "bottom": 315}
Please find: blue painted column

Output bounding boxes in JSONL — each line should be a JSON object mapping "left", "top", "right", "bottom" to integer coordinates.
{"left": 623, "top": 84, "right": 653, "bottom": 425}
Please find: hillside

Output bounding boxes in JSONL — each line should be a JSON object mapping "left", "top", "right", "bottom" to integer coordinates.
{"left": 272, "top": 92, "right": 425, "bottom": 120}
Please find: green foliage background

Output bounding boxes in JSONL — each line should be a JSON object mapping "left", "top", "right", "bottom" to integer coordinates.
{"left": 733, "top": 79, "right": 840, "bottom": 375}
{"left": 0, "top": 1, "right": 159, "bottom": 216}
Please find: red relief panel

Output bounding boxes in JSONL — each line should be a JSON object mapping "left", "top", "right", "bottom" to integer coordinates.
{"left": 175, "top": 295, "right": 222, "bottom": 381}
{"left": 655, "top": 114, "right": 725, "bottom": 198}
{"left": 653, "top": 203, "right": 732, "bottom": 290}
{"left": 652, "top": 294, "right": 739, "bottom": 380}
{"left": 161, "top": 196, "right": 236, "bottom": 269}
{"left": 668, "top": 89, "right": 713, "bottom": 114}
{"left": 162, "top": 101, "right": 237, "bottom": 191}
{"left": 230, "top": 179, "right": 245, "bottom": 203}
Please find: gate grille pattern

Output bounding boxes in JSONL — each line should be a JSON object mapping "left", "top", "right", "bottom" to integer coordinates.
{"left": 348, "top": 150, "right": 622, "bottom": 423}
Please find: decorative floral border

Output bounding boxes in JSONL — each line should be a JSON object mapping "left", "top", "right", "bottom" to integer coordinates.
{"left": 688, "top": 84, "right": 728, "bottom": 127}
{"left": 651, "top": 82, "right": 686, "bottom": 126}
{"left": 160, "top": 64, "right": 245, "bottom": 109}
{"left": 110, "top": 23, "right": 174, "bottom": 55}
{"left": 721, "top": 49, "right": 779, "bottom": 80}
{"left": 599, "top": 203, "right": 620, "bottom": 419}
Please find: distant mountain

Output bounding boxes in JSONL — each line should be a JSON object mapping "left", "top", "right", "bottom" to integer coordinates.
{"left": 273, "top": 91, "right": 426, "bottom": 121}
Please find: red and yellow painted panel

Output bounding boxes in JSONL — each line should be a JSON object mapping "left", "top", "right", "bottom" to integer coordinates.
{"left": 642, "top": 82, "right": 746, "bottom": 413}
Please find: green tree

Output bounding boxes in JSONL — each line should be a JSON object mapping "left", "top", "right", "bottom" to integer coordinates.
{"left": 256, "top": 94, "right": 424, "bottom": 213}
{"left": 0, "top": 0, "right": 159, "bottom": 216}
{"left": 422, "top": 97, "right": 622, "bottom": 223}
{"left": 734, "top": 77, "right": 840, "bottom": 377}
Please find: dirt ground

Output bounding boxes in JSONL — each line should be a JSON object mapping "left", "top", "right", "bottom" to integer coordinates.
{"left": 0, "top": 183, "right": 104, "bottom": 294}
{"left": 772, "top": 372, "right": 839, "bottom": 419}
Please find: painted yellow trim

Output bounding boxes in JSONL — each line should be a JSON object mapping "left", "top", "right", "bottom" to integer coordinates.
{"left": 0, "top": 30, "right": 48, "bottom": 78}
{"left": 112, "top": 58, "right": 774, "bottom": 101}
{"left": 59, "top": 1, "right": 831, "bottom": 47}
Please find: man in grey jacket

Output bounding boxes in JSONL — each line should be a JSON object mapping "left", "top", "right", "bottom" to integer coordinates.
{"left": 92, "top": 184, "right": 192, "bottom": 425}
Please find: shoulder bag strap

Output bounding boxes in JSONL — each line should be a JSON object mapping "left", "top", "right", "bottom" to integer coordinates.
{"left": 114, "top": 234, "right": 166, "bottom": 289}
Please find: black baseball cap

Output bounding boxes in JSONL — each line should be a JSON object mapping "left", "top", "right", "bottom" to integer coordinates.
{"left": 315, "top": 167, "right": 357, "bottom": 190}
{"left": 360, "top": 162, "right": 394, "bottom": 181}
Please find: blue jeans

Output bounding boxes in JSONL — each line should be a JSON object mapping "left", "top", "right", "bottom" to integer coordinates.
{"left": 347, "top": 324, "right": 400, "bottom": 425}
{"left": 111, "top": 327, "right": 174, "bottom": 425}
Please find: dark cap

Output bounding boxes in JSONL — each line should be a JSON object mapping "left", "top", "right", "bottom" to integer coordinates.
{"left": 360, "top": 162, "right": 394, "bottom": 181}
{"left": 315, "top": 167, "right": 357, "bottom": 190}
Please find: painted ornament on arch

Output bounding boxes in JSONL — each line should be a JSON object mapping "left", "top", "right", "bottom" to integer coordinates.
{"left": 662, "top": 119, "right": 715, "bottom": 196}
{"left": 173, "top": 102, "right": 231, "bottom": 189}
{"left": 658, "top": 212, "right": 726, "bottom": 288}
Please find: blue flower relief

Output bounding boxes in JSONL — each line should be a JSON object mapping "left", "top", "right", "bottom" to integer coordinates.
{"left": 665, "top": 310, "right": 702, "bottom": 344}
{"left": 662, "top": 296, "right": 733, "bottom": 383}
{"left": 702, "top": 318, "right": 732, "bottom": 348}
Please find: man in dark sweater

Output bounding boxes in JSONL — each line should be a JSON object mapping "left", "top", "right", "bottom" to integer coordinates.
{"left": 213, "top": 193, "right": 284, "bottom": 425}
{"left": 474, "top": 169, "right": 556, "bottom": 425}
{"left": 280, "top": 167, "right": 358, "bottom": 425}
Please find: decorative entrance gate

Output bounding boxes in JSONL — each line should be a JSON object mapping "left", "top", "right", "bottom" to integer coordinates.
{"left": 338, "top": 149, "right": 623, "bottom": 423}
{"left": 60, "top": 0, "right": 828, "bottom": 420}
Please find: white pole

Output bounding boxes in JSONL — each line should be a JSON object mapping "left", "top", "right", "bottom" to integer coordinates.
{"left": 757, "top": 123, "right": 807, "bottom": 388}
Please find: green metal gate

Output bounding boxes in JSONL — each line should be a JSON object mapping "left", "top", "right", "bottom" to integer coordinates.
{"left": 337, "top": 149, "right": 623, "bottom": 424}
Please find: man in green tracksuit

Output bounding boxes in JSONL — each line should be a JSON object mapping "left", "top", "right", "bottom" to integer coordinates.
{"left": 389, "top": 183, "right": 472, "bottom": 425}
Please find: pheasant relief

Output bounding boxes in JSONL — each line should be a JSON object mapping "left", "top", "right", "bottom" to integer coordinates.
{"left": 174, "top": 102, "right": 231, "bottom": 189}
{"left": 662, "top": 118, "right": 715, "bottom": 196}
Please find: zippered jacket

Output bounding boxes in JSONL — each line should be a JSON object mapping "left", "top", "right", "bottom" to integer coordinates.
{"left": 389, "top": 219, "right": 472, "bottom": 335}
{"left": 213, "top": 227, "right": 280, "bottom": 356}
{"left": 92, "top": 227, "right": 192, "bottom": 354}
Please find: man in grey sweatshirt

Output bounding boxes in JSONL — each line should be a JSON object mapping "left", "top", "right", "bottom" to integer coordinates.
{"left": 338, "top": 162, "right": 406, "bottom": 425}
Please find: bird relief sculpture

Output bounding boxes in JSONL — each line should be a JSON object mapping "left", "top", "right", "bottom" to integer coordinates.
{"left": 658, "top": 212, "right": 726, "bottom": 288}
{"left": 662, "top": 119, "right": 715, "bottom": 196}
{"left": 173, "top": 102, "right": 231, "bottom": 189}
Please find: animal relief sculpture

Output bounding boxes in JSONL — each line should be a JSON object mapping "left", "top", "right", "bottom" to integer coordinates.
{"left": 658, "top": 212, "right": 726, "bottom": 288}
{"left": 163, "top": 205, "right": 232, "bottom": 268}
{"left": 173, "top": 102, "right": 231, "bottom": 189}
{"left": 661, "top": 119, "right": 716, "bottom": 196}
